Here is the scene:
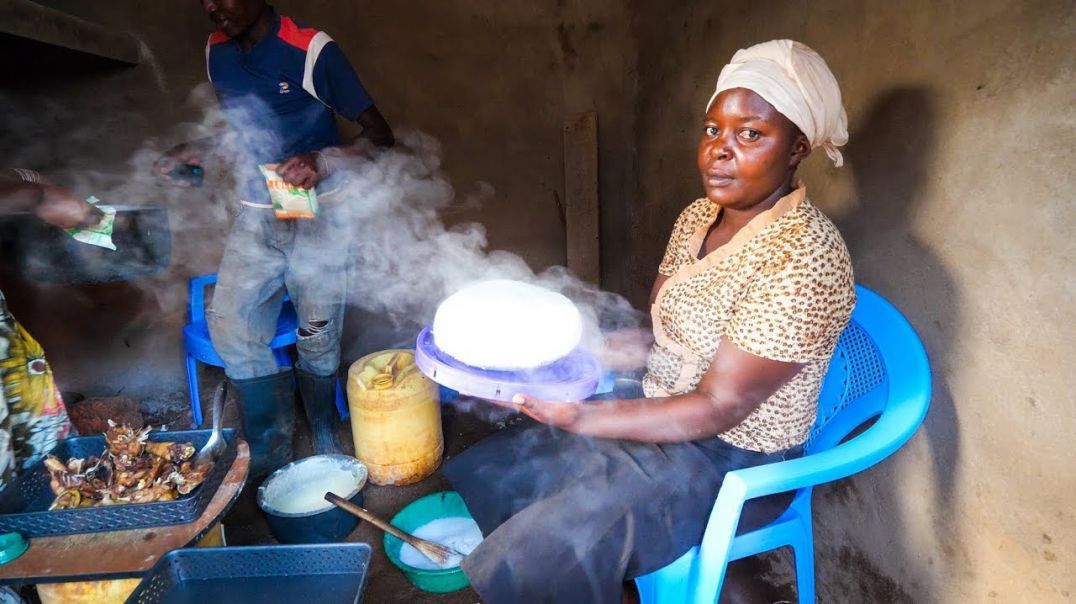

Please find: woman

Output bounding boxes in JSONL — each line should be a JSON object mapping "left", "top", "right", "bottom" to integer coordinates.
{"left": 0, "top": 168, "right": 90, "bottom": 491}
{"left": 445, "top": 40, "right": 856, "bottom": 603}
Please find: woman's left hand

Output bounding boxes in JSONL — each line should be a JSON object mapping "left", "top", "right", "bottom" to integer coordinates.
{"left": 510, "top": 394, "right": 582, "bottom": 429}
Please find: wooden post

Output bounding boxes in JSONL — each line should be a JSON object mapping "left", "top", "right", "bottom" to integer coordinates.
{"left": 563, "top": 112, "right": 600, "bottom": 285}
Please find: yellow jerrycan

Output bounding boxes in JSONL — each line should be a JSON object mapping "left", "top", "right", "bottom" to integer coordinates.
{"left": 347, "top": 349, "right": 443, "bottom": 485}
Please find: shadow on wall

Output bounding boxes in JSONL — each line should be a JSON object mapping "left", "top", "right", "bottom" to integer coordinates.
{"left": 820, "top": 87, "right": 964, "bottom": 602}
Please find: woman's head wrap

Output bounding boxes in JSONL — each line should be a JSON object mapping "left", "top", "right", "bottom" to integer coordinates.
{"left": 707, "top": 40, "right": 848, "bottom": 167}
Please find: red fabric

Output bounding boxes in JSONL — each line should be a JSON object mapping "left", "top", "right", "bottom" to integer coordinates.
{"left": 208, "top": 31, "right": 230, "bottom": 45}
{"left": 277, "top": 16, "right": 317, "bottom": 51}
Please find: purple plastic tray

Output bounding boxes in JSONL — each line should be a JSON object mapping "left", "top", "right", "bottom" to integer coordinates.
{"left": 414, "top": 327, "right": 600, "bottom": 402}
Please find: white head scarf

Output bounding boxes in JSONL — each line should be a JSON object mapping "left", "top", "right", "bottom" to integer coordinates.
{"left": 707, "top": 40, "right": 849, "bottom": 167}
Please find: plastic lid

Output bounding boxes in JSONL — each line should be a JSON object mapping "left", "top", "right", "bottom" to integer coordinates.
{"left": 0, "top": 532, "right": 28, "bottom": 565}
{"left": 414, "top": 327, "right": 601, "bottom": 402}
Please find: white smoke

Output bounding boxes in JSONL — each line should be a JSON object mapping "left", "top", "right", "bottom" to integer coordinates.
{"left": 2, "top": 81, "right": 651, "bottom": 392}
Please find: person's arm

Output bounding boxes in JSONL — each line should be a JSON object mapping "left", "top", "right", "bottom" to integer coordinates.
{"left": 514, "top": 338, "right": 802, "bottom": 443}
{"left": 275, "top": 106, "right": 394, "bottom": 189}
{"left": 519, "top": 226, "right": 856, "bottom": 443}
{"left": 0, "top": 169, "right": 103, "bottom": 229}
{"left": 275, "top": 39, "right": 394, "bottom": 189}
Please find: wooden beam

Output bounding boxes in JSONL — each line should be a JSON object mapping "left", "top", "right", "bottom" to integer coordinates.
{"left": 0, "top": 0, "right": 140, "bottom": 65}
{"left": 563, "top": 111, "right": 600, "bottom": 284}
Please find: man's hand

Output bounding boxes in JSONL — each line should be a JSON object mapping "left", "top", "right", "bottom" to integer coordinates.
{"left": 153, "top": 142, "right": 205, "bottom": 188}
{"left": 275, "top": 152, "right": 322, "bottom": 190}
{"left": 36, "top": 185, "right": 103, "bottom": 230}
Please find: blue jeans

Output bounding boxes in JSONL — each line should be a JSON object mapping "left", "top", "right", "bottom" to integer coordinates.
{"left": 207, "top": 204, "right": 350, "bottom": 380}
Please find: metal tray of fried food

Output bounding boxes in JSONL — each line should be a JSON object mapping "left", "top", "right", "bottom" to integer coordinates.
{"left": 125, "top": 544, "right": 372, "bottom": 604}
{"left": 0, "top": 429, "right": 237, "bottom": 537}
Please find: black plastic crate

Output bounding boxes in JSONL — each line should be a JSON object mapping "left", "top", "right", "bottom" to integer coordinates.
{"left": 126, "top": 543, "right": 372, "bottom": 604}
{"left": 0, "top": 429, "right": 237, "bottom": 537}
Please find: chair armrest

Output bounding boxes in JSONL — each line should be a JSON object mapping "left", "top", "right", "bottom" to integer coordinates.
{"left": 728, "top": 392, "right": 928, "bottom": 500}
{"left": 686, "top": 391, "right": 927, "bottom": 604}
{"left": 188, "top": 274, "right": 218, "bottom": 322}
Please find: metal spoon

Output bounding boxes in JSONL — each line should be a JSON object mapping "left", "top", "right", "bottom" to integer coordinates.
{"left": 194, "top": 381, "right": 227, "bottom": 467}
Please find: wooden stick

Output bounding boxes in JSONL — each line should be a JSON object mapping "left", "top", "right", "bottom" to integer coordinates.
{"left": 324, "top": 492, "right": 462, "bottom": 566}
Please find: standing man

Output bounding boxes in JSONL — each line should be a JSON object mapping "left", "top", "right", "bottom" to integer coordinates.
{"left": 155, "top": 1, "right": 394, "bottom": 477}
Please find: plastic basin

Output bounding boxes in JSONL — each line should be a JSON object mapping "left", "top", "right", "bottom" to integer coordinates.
{"left": 257, "top": 455, "right": 368, "bottom": 545}
{"left": 384, "top": 491, "right": 476, "bottom": 593}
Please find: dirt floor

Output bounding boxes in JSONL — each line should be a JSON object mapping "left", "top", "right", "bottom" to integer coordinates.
{"left": 135, "top": 367, "right": 796, "bottom": 604}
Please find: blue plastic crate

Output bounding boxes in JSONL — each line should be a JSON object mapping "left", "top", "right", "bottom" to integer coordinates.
{"left": 126, "top": 543, "right": 372, "bottom": 604}
{"left": 0, "top": 429, "right": 237, "bottom": 537}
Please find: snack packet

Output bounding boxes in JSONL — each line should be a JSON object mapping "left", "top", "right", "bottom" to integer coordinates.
{"left": 259, "top": 164, "right": 319, "bottom": 219}
{"left": 66, "top": 196, "right": 117, "bottom": 250}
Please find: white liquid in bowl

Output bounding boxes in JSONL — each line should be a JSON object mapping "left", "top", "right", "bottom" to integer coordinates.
{"left": 398, "top": 516, "right": 484, "bottom": 570}
{"left": 261, "top": 457, "right": 366, "bottom": 515}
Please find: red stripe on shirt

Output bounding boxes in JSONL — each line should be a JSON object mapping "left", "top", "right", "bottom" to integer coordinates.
{"left": 277, "top": 16, "right": 317, "bottom": 51}
{"left": 207, "top": 31, "right": 230, "bottom": 45}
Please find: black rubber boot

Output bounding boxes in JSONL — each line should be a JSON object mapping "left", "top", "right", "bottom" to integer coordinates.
{"left": 231, "top": 370, "right": 296, "bottom": 479}
{"left": 297, "top": 369, "right": 342, "bottom": 455}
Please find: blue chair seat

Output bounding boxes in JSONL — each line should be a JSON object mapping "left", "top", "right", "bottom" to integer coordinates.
{"left": 182, "top": 301, "right": 299, "bottom": 368}
{"left": 183, "top": 274, "right": 348, "bottom": 427}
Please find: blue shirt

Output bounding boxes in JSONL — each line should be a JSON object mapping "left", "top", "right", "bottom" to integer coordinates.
{"left": 205, "top": 14, "right": 374, "bottom": 201}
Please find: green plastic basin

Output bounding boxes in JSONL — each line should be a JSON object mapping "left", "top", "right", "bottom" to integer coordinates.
{"left": 384, "top": 491, "right": 476, "bottom": 593}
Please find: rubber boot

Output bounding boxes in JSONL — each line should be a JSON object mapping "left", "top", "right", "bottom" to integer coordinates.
{"left": 297, "top": 369, "right": 342, "bottom": 455}
{"left": 232, "top": 370, "right": 296, "bottom": 479}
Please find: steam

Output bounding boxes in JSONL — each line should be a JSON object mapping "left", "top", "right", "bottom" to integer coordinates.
{"left": 312, "top": 129, "right": 650, "bottom": 369}
{"left": 1, "top": 81, "right": 652, "bottom": 390}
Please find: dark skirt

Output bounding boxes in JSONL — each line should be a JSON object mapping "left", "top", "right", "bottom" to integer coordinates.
{"left": 444, "top": 418, "right": 801, "bottom": 604}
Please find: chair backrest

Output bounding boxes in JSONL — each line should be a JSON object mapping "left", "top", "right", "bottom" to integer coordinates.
{"left": 805, "top": 285, "right": 928, "bottom": 454}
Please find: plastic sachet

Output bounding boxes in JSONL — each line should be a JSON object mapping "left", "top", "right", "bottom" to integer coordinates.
{"left": 66, "top": 196, "right": 117, "bottom": 250}
{"left": 259, "top": 164, "right": 319, "bottom": 219}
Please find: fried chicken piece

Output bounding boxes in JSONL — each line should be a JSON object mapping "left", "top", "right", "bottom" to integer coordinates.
{"left": 44, "top": 455, "right": 86, "bottom": 496}
{"left": 172, "top": 461, "right": 213, "bottom": 495}
{"left": 126, "top": 482, "right": 177, "bottom": 504}
{"left": 49, "top": 488, "right": 82, "bottom": 510}
{"left": 104, "top": 421, "right": 150, "bottom": 460}
{"left": 144, "top": 441, "right": 195, "bottom": 462}
{"left": 84, "top": 456, "right": 113, "bottom": 486}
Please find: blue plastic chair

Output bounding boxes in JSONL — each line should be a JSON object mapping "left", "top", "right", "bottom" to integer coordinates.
{"left": 634, "top": 285, "right": 932, "bottom": 604}
{"left": 182, "top": 274, "right": 349, "bottom": 427}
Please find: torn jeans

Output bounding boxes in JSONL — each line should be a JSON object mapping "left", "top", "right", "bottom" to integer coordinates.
{"left": 208, "top": 204, "right": 349, "bottom": 380}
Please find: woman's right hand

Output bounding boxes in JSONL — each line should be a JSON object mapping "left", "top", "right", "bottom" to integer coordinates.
{"left": 153, "top": 142, "right": 204, "bottom": 187}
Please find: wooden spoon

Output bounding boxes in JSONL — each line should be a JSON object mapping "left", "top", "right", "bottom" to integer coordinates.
{"left": 325, "top": 492, "right": 463, "bottom": 567}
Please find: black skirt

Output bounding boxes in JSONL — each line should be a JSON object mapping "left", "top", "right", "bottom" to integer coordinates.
{"left": 444, "top": 418, "right": 801, "bottom": 604}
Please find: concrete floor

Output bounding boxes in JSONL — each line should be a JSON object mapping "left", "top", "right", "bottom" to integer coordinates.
{"left": 175, "top": 367, "right": 795, "bottom": 604}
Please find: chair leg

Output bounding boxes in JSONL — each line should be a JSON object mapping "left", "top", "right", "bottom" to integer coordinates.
{"left": 273, "top": 347, "right": 293, "bottom": 369}
{"left": 791, "top": 521, "right": 816, "bottom": 604}
{"left": 334, "top": 380, "right": 349, "bottom": 420}
{"left": 186, "top": 354, "right": 203, "bottom": 428}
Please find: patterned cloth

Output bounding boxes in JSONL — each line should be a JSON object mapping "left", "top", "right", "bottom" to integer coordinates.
{"left": 0, "top": 290, "right": 71, "bottom": 491}
{"left": 644, "top": 185, "right": 855, "bottom": 452}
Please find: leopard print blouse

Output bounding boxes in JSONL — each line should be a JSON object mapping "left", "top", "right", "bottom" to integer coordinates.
{"left": 642, "top": 185, "right": 855, "bottom": 452}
